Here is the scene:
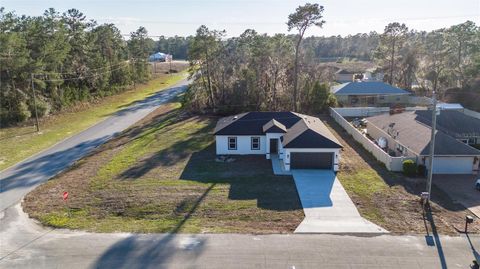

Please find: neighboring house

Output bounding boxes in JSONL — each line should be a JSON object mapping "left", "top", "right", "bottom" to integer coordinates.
{"left": 214, "top": 112, "right": 343, "bottom": 171}
{"left": 414, "top": 110, "right": 480, "bottom": 146}
{"left": 335, "top": 69, "right": 355, "bottom": 83}
{"left": 331, "top": 81, "right": 411, "bottom": 107}
{"left": 366, "top": 111, "right": 480, "bottom": 174}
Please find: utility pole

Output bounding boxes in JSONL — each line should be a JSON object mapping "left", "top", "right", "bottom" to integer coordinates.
{"left": 426, "top": 91, "right": 438, "bottom": 203}
{"left": 31, "top": 73, "right": 40, "bottom": 132}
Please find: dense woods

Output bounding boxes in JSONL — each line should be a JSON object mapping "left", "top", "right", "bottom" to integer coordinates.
{"left": 0, "top": 8, "right": 154, "bottom": 125}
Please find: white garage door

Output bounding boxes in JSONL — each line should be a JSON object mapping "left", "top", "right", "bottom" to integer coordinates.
{"left": 429, "top": 157, "right": 473, "bottom": 174}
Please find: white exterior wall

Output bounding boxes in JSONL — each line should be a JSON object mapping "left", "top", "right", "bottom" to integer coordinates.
{"left": 283, "top": 148, "right": 341, "bottom": 172}
{"left": 215, "top": 135, "right": 266, "bottom": 155}
{"left": 265, "top": 133, "right": 284, "bottom": 159}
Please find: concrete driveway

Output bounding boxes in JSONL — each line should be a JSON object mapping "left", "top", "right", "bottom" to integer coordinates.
{"left": 291, "top": 170, "right": 387, "bottom": 234}
{"left": 434, "top": 174, "right": 480, "bottom": 217}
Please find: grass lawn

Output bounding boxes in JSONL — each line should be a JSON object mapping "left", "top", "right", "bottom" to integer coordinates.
{"left": 23, "top": 103, "right": 304, "bottom": 233}
{"left": 322, "top": 116, "right": 479, "bottom": 235}
{"left": 0, "top": 69, "right": 187, "bottom": 171}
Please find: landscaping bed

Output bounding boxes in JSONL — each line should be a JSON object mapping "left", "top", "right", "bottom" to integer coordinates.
{"left": 23, "top": 103, "right": 304, "bottom": 233}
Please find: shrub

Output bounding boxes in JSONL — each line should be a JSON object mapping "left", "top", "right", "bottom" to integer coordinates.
{"left": 417, "top": 164, "right": 427, "bottom": 177}
{"left": 402, "top": 159, "right": 417, "bottom": 177}
{"left": 29, "top": 98, "right": 51, "bottom": 118}
{"left": 13, "top": 101, "right": 32, "bottom": 123}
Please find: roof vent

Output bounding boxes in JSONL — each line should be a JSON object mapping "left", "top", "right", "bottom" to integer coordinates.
{"left": 233, "top": 116, "right": 238, "bottom": 120}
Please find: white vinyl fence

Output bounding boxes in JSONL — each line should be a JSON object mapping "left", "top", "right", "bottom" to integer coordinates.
{"left": 330, "top": 108, "right": 415, "bottom": 171}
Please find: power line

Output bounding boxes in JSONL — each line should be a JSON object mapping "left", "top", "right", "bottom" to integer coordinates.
{"left": 32, "top": 61, "right": 130, "bottom": 77}
{"left": 33, "top": 61, "right": 131, "bottom": 82}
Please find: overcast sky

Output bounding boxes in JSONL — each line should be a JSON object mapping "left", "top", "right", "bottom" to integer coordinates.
{"left": 3, "top": 0, "right": 480, "bottom": 37}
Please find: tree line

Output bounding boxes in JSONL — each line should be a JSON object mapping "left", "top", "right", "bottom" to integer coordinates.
{"left": 184, "top": 3, "right": 479, "bottom": 114}
{"left": 0, "top": 8, "right": 154, "bottom": 125}
{"left": 2, "top": 4, "right": 479, "bottom": 125}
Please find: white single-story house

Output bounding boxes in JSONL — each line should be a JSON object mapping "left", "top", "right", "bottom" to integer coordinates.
{"left": 214, "top": 112, "right": 343, "bottom": 171}
{"left": 366, "top": 110, "right": 480, "bottom": 174}
{"left": 331, "top": 81, "right": 411, "bottom": 107}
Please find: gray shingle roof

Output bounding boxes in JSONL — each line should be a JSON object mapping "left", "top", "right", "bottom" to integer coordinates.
{"left": 366, "top": 111, "right": 480, "bottom": 156}
{"left": 414, "top": 110, "right": 480, "bottom": 138}
{"left": 332, "top": 81, "right": 410, "bottom": 96}
{"left": 214, "top": 112, "right": 300, "bottom": 135}
{"left": 282, "top": 114, "right": 342, "bottom": 149}
{"left": 214, "top": 112, "right": 342, "bottom": 149}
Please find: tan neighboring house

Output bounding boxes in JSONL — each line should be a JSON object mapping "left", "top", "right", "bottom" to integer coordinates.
{"left": 366, "top": 110, "right": 480, "bottom": 174}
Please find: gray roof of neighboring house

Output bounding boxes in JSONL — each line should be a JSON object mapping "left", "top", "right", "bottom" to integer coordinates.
{"left": 331, "top": 81, "right": 410, "bottom": 96}
{"left": 262, "top": 119, "right": 287, "bottom": 133}
{"left": 414, "top": 110, "right": 480, "bottom": 138}
{"left": 366, "top": 111, "right": 480, "bottom": 156}
{"left": 214, "top": 112, "right": 342, "bottom": 149}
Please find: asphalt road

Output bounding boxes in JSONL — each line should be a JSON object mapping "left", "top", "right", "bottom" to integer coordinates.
{"left": 0, "top": 79, "right": 188, "bottom": 212}
{"left": 1, "top": 203, "right": 479, "bottom": 269}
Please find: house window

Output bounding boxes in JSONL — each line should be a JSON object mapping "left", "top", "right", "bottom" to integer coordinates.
{"left": 379, "top": 96, "right": 385, "bottom": 100}
{"left": 251, "top": 137, "right": 260, "bottom": 150}
{"left": 467, "top": 138, "right": 476, "bottom": 145}
{"left": 228, "top": 137, "right": 237, "bottom": 150}
{"left": 460, "top": 139, "right": 468, "bottom": 144}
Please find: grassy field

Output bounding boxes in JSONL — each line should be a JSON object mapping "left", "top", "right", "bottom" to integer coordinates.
{"left": 0, "top": 69, "right": 187, "bottom": 171}
{"left": 23, "top": 103, "right": 304, "bottom": 233}
{"left": 323, "top": 116, "right": 479, "bottom": 235}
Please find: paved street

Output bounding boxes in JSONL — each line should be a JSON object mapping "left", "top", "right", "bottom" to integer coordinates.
{"left": 0, "top": 79, "right": 188, "bottom": 212}
{"left": 1, "top": 203, "right": 479, "bottom": 269}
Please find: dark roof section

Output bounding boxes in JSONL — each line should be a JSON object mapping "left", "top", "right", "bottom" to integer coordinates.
{"left": 214, "top": 112, "right": 301, "bottom": 135}
{"left": 332, "top": 81, "right": 410, "bottom": 96}
{"left": 262, "top": 119, "right": 287, "bottom": 133}
{"left": 367, "top": 112, "right": 480, "bottom": 156}
{"left": 282, "top": 114, "right": 343, "bottom": 149}
{"left": 414, "top": 110, "right": 480, "bottom": 138}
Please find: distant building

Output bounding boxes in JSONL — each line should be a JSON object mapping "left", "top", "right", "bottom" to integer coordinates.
{"left": 335, "top": 68, "right": 383, "bottom": 83}
{"left": 149, "top": 52, "right": 171, "bottom": 62}
{"left": 331, "top": 81, "right": 411, "bottom": 107}
{"left": 335, "top": 69, "right": 355, "bottom": 83}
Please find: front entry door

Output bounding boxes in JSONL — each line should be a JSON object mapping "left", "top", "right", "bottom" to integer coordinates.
{"left": 270, "top": 139, "right": 278, "bottom": 154}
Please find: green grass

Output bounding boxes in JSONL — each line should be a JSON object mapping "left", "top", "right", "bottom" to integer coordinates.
{"left": 0, "top": 72, "right": 187, "bottom": 171}
{"left": 337, "top": 169, "right": 390, "bottom": 199}
{"left": 24, "top": 106, "right": 304, "bottom": 233}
